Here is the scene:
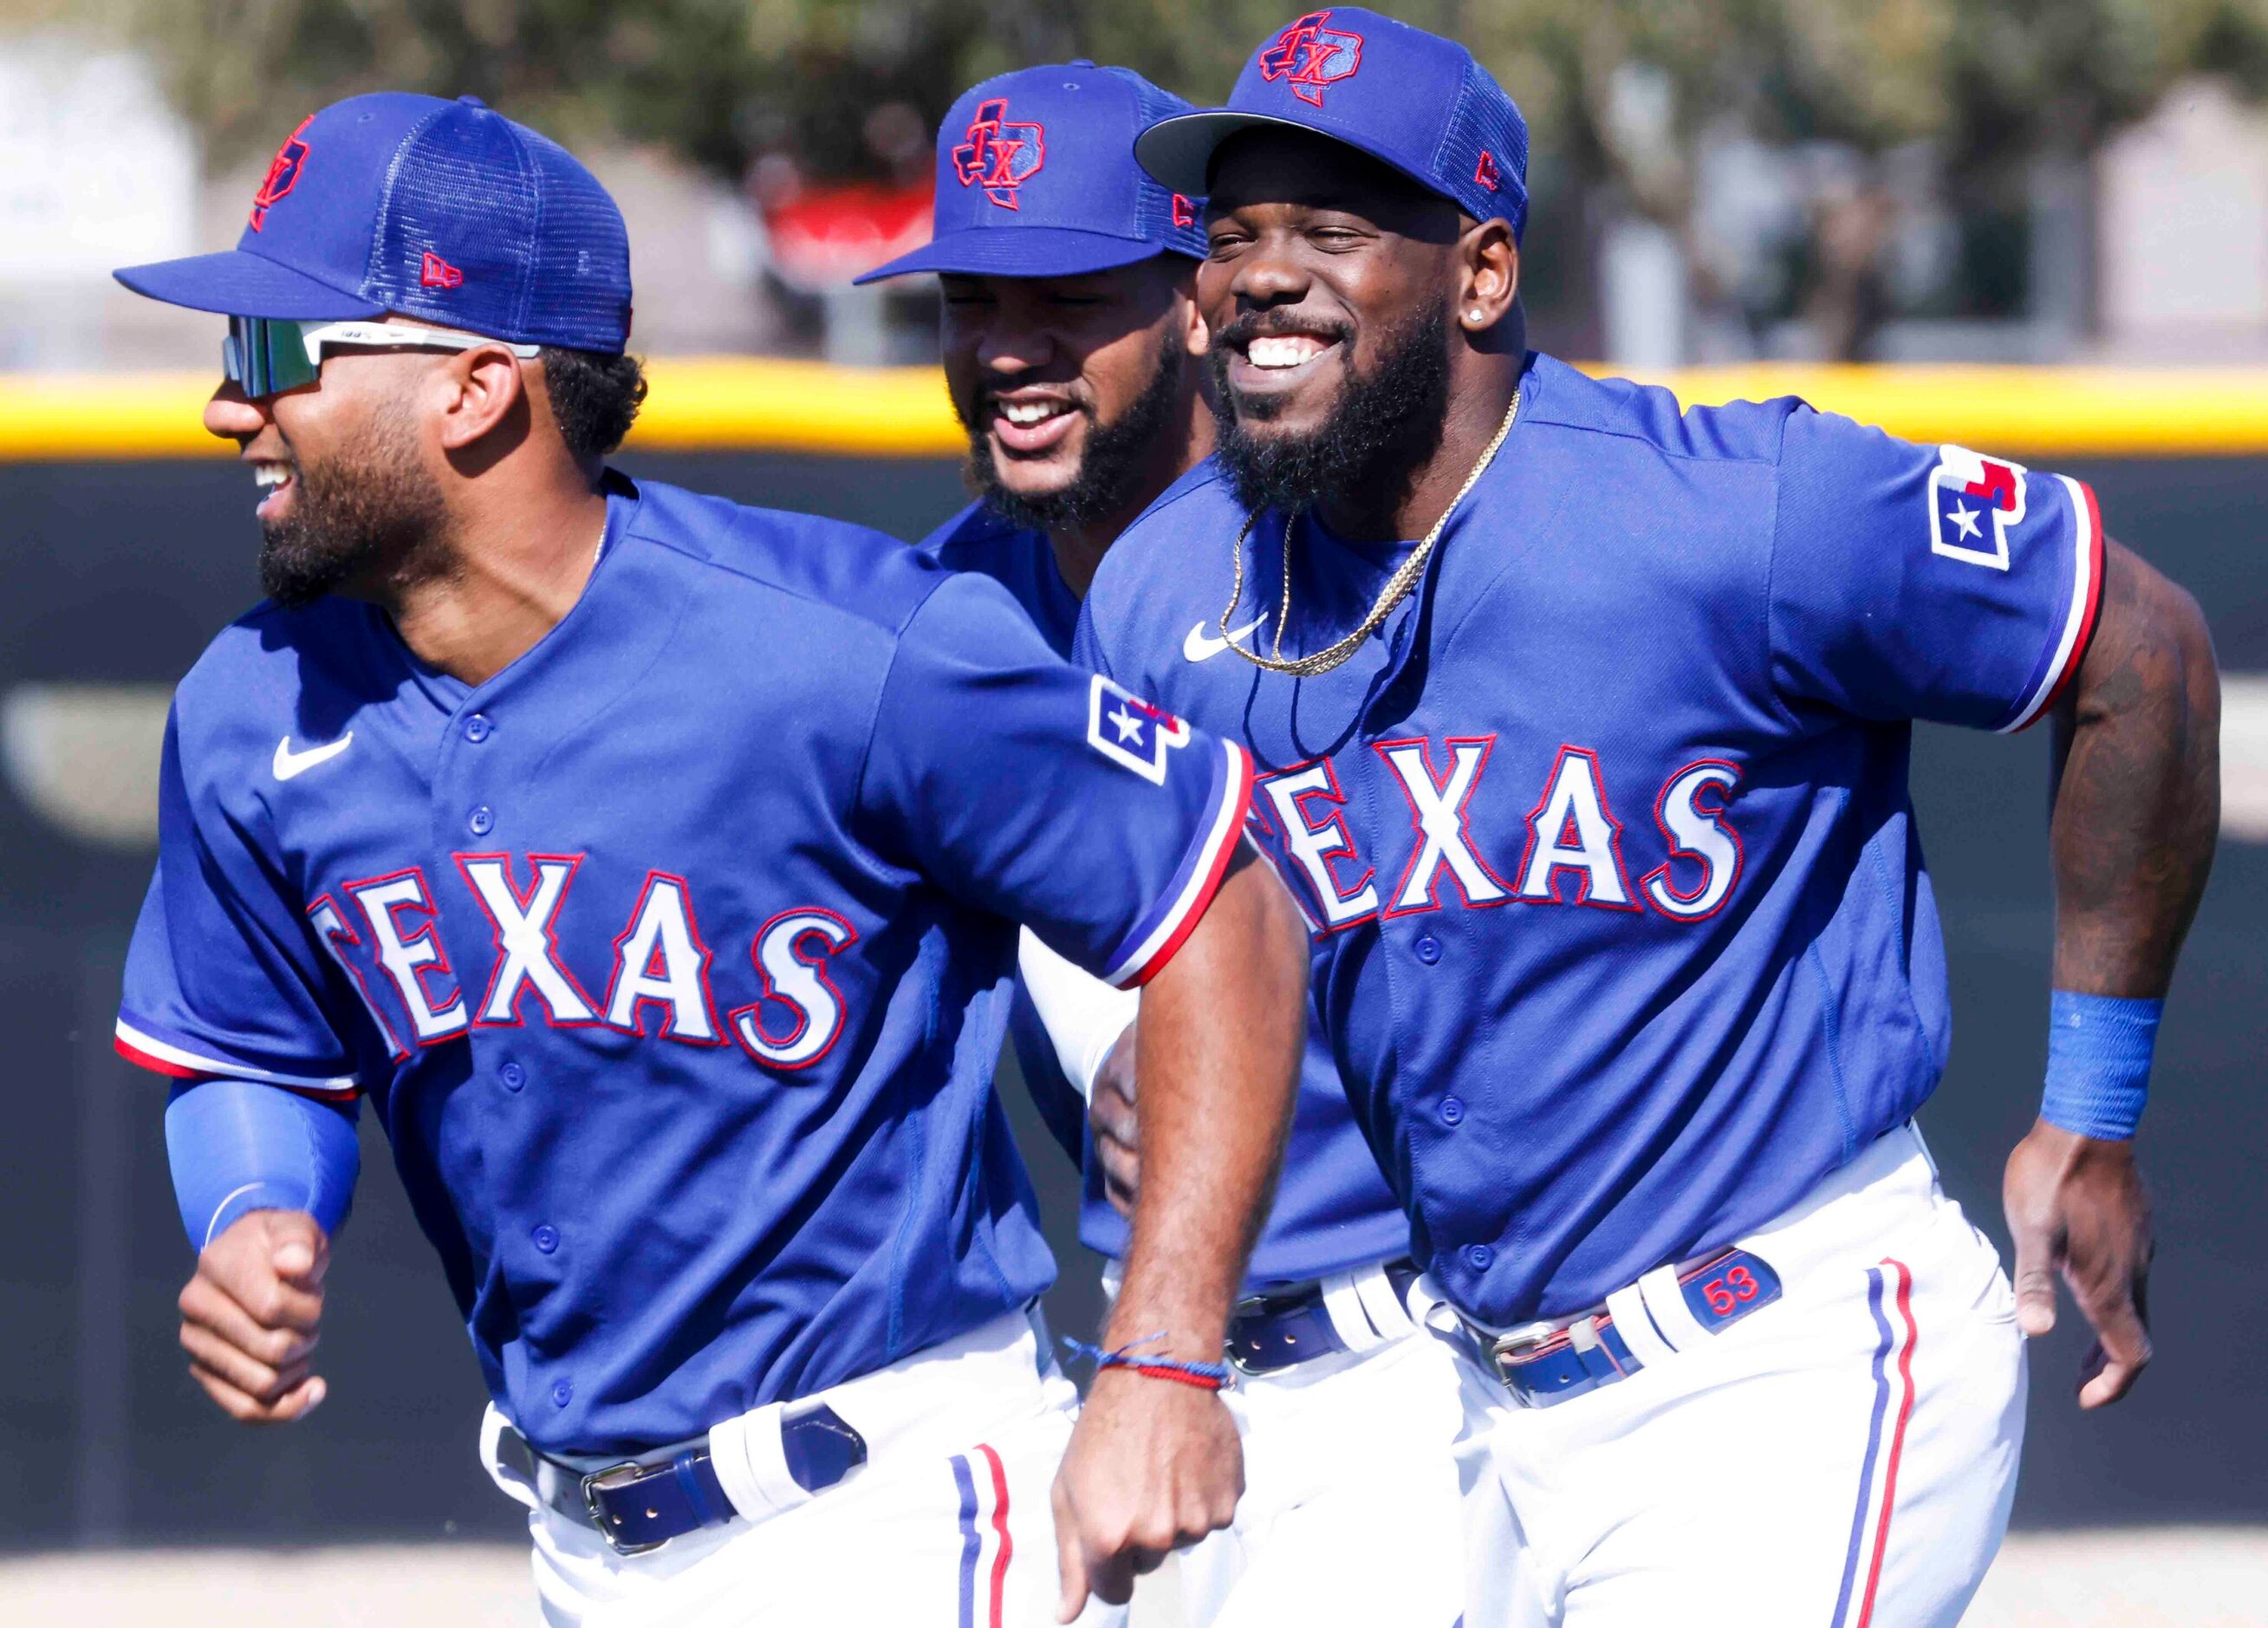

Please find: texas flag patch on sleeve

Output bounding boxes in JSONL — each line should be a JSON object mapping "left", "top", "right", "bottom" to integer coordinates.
{"left": 1087, "top": 674, "right": 1191, "bottom": 785}
{"left": 1927, "top": 445, "right": 2028, "bottom": 571}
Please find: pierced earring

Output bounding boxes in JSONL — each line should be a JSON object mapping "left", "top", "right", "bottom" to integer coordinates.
{"left": 1470, "top": 309, "right": 1485, "bottom": 321}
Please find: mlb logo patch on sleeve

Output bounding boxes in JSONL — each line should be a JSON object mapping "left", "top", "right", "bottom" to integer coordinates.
{"left": 1087, "top": 674, "right": 1190, "bottom": 785}
{"left": 1927, "top": 445, "right": 2028, "bottom": 571}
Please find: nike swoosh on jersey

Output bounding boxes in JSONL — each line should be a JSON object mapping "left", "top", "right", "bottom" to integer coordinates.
{"left": 272, "top": 733, "right": 354, "bottom": 781}
{"left": 1183, "top": 615, "right": 1269, "bottom": 663}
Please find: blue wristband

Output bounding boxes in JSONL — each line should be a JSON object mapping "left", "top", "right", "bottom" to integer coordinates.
{"left": 2041, "top": 991, "right": 2161, "bottom": 1141}
{"left": 165, "top": 1079, "right": 361, "bottom": 1250}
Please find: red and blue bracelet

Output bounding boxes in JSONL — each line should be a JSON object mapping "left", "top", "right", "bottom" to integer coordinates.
{"left": 1063, "top": 1332, "right": 1232, "bottom": 1391}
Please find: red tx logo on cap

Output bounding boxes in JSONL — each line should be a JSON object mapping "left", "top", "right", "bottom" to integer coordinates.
{"left": 250, "top": 114, "right": 315, "bottom": 231}
{"left": 952, "top": 98, "right": 1046, "bottom": 210}
{"left": 1259, "top": 10, "right": 1364, "bottom": 107}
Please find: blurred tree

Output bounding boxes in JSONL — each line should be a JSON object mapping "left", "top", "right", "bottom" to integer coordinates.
{"left": 120, "top": 0, "right": 2268, "bottom": 354}
{"left": 127, "top": 0, "right": 2268, "bottom": 195}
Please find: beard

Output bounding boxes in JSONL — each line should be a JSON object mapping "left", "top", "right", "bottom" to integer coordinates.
{"left": 1211, "top": 302, "right": 1452, "bottom": 519}
{"left": 257, "top": 409, "right": 447, "bottom": 610}
{"left": 959, "top": 325, "right": 1186, "bottom": 535}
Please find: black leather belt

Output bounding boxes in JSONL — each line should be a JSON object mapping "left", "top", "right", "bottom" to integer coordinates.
{"left": 499, "top": 1399, "right": 868, "bottom": 1554}
{"left": 1226, "top": 1260, "right": 1422, "bottom": 1377}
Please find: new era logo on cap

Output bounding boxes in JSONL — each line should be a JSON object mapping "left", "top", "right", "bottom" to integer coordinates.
{"left": 1134, "top": 9, "right": 1531, "bottom": 241}
{"left": 1257, "top": 10, "right": 1364, "bottom": 107}
{"left": 114, "top": 92, "right": 631, "bottom": 352}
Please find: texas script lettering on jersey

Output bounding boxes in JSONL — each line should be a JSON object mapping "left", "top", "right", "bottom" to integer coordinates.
{"left": 1247, "top": 739, "right": 1745, "bottom": 930}
{"left": 303, "top": 857, "right": 856, "bottom": 1070}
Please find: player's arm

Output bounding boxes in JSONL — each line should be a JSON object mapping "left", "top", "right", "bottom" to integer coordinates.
{"left": 1053, "top": 841, "right": 1304, "bottom": 1617}
{"left": 2006, "top": 535, "right": 2217, "bottom": 1408}
{"left": 1770, "top": 418, "right": 2220, "bottom": 1410}
{"left": 166, "top": 1079, "right": 360, "bottom": 1423}
{"left": 858, "top": 571, "right": 1305, "bottom": 1617}
{"left": 120, "top": 703, "right": 367, "bottom": 1424}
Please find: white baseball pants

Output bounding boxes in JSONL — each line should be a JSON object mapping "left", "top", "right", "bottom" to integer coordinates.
{"left": 1451, "top": 1123, "right": 2026, "bottom": 1628}
{"left": 481, "top": 1309, "right": 1126, "bottom": 1628}
{"left": 1173, "top": 1267, "right": 1467, "bottom": 1628}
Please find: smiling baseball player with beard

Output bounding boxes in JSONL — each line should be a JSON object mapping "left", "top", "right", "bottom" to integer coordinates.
{"left": 1077, "top": 11, "right": 2221, "bottom": 1626}
{"left": 107, "top": 91, "right": 1312, "bottom": 1627}
{"left": 859, "top": 63, "right": 1469, "bottom": 1628}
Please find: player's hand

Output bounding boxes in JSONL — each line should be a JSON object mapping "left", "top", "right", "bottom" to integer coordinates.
{"left": 177, "top": 1208, "right": 331, "bottom": 1423}
{"left": 1051, "top": 1365, "right": 1243, "bottom": 1621}
{"left": 1089, "top": 1028, "right": 1140, "bottom": 1218}
{"left": 2003, "top": 1117, "right": 2153, "bottom": 1409}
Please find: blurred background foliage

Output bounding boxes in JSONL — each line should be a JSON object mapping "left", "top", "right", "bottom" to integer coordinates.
{"left": 106, "top": 0, "right": 2268, "bottom": 191}
{"left": 18, "top": 0, "right": 2268, "bottom": 360}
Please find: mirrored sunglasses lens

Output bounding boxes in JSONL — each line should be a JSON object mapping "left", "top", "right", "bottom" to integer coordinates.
{"left": 226, "top": 316, "right": 277, "bottom": 397}
{"left": 226, "top": 317, "right": 323, "bottom": 399}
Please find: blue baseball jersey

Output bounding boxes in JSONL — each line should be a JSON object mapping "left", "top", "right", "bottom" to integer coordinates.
{"left": 120, "top": 475, "right": 1251, "bottom": 1455}
{"left": 1078, "top": 354, "right": 2103, "bottom": 1326}
{"left": 922, "top": 500, "right": 1409, "bottom": 1286}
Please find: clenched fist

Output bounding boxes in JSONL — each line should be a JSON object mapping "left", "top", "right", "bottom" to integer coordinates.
{"left": 177, "top": 1209, "right": 331, "bottom": 1423}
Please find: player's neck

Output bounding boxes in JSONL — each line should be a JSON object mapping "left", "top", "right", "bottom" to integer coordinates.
{"left": 1316, "top": 342, "right": 1523, "bottom": 545}
{"left": 376, "top": 472, "right": 612, "bottom": 688}
{"left": 1045, "top": 385, "right": 1217, "bottom": 598}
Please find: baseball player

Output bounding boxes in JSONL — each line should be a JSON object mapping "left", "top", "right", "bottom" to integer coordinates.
{"left": 107, "top": 92, "right": 1313, "bottom": 1626}
{"left": 858, "top": 65, "right": 1466, "bottom": 1627}
{"left": 1081, "top": 11, "right": 2220, "bottom": 1625}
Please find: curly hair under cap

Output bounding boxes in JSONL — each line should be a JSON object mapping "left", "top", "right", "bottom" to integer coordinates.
{"left": 541, "top": 347, "right": 647, "bottom": 465}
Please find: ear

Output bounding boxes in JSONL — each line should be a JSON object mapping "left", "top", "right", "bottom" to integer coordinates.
{"left": 434, "top": 342, "right": 530, "bottom": 454}
{"left": 1179, "top": 279, "right": 1212, "bottom": 358}
{"left": 1456, "top": 218, "right": 1519, "bottom": 335}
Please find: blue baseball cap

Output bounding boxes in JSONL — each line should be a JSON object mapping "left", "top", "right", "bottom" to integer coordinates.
{"left": 114, "top": 92, "right": 632, "bottom": 352}
{"left": 855, "top": 62, "right": 1207, "bottom": 284}
{"left": 1135, "top": 10, "right": 1529, "bottom": 240}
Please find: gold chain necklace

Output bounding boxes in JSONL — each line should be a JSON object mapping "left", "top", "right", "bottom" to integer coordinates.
{"left": 1218, "top": 387, "right": 1520, "bottom": 678}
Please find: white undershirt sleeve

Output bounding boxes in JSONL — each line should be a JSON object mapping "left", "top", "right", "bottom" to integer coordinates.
{"left": 1017, "top": 927, "right": 1139, "bottom": 1103}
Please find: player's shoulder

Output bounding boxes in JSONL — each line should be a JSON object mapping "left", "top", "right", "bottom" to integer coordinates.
{"left": 171, "top": 597, "right": 385, "bottom": 739}
{"left": 914, "top": 500, "right": 1061, "bottom": 594}
{"left": 165, "top": 596, "right": 395, "bottom": 820}
{"left": 1520, "top": 353, "right": 1801, "bottom": 467}
{"left": 1131, "top": 456, "right": 1240, "bottom": 537}
{"left": 1524, "top": 352, "right": 1932, "bottom": 487}
{"left": 623, "top": 477, "right": 948, "bottom": 641}
{"left": 1086, "top": 459, "right": 1238, "bottom": 622}
{"left": 913, "top": 499, "right": 1024, "bottom": 565}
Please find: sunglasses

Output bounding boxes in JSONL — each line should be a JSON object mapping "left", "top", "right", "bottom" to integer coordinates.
{"left": 223, "top": 316, "right": 541, "bottom": 401}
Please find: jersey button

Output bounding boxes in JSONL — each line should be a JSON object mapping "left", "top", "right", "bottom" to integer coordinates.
{"left": 467, "top": 804, "right": 495, "bottom": 836}
{"left": 1439, "top": 1096, "right": 1465, "bottom": 1127}
{"left": 498, "top": 1060, "right": 526, "bottom": 1091}
{"left": 1413, "top": 934, "right": 1442, "bottom": 965}
{"left": 532, "top": 1223, "right": 560, "bottom": 1254}
{"left": 1464, "top": 1242, "right": 1494, "bottom": 1272}
{"left": 550, "top": 1378, "right": 572, "bottom": 1408}
{"left": 464, "top": 713, "right": 493, "bottom": 743}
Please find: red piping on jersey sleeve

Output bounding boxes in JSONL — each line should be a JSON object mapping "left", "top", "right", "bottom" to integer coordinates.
{"left": 1121, "top": 743, "right": 1256, "bottom": 989}
{"left": 114, "top": 1032, "right": 208, "bottom": 1079}
{"left": 114, "top": 1026, "right": 361, "bottom": 1102}
{"left": 2018, "top": 479, "right": 2104, "bottom": 731}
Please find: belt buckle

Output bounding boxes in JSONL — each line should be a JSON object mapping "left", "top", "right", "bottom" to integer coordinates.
{"left": 582, "top": 1460, "right": 670, "bottom": 1556}
{"left": 1482, "top": 1321, "right": 1559, "bottom": 1397}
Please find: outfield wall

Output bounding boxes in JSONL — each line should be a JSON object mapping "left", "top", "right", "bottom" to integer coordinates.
{"left": 1, "top": 368, "right": 2259, "bottom": 1548}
